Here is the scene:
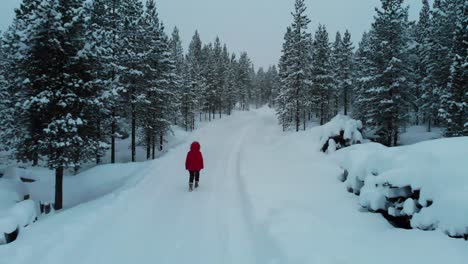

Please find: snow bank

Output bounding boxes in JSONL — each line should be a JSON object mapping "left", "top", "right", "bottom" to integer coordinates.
{"left": 331, "top": 137, "right": 468, "bottom": 238}
{"left": 319, "top": 115, "right": 364, "bottom": 153}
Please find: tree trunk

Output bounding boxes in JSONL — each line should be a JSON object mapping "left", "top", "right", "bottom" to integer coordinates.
{"left": 152, "top": 135, "right": 156, "bottom": 160}
{"left": 131, "top": 89, "right": 136, "bottom": 162}
{"left": 344, "top": 87, "right": 348, "bottom": 116}
{"left": 32, "top": 152, "right": 38, "bottom": 166}
{"left": 54, "top": 166, "right": 64, "bottom": 210}
{"left": 393, "top": 128, "right": 399, "bottom": 147}
{"left": 146, "top": 135, "right": 151, "bottom": 160}
{"left": 185, "top": 107, "right": 188, "bottom": 132}
{"left": 427, "top": 117, "right": 432, "bottom": 132}
{"left": 111, "top": 108, "right": 116, "bottom": 164}
{"left": 303, "top": 111, "right": 306, "bottom": 131}
{"left": 320, "top": 103, "right": 324, "bottom": 125}
{"left": 159, "top": 134, "right": 163, "bottom": 151}
{"left": 96, "top": 120, "right": 101, "bottom": 165}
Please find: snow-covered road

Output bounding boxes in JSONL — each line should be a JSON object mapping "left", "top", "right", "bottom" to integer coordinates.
{"left": 1, "top": 108, "right": 467, "bottom": 264}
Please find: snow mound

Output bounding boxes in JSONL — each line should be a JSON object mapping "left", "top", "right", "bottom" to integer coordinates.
{"left": 320, "top": 115, "right": 364, "bottom": 153}
{"left": 331, "top": 137, "right": 468, "bottom": 239}
{"left": 0, "top": 178, "right": 38, "bottom": 244}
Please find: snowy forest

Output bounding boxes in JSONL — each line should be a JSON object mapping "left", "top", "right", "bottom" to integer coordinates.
{"left": 0, "top": 0, "right": 467, "bottom": 262}
{"left": 0, "top": 0, "right": 279, "bottom": 209}
{"left": 276, "top": 0, "right": 466, "bottom": 146}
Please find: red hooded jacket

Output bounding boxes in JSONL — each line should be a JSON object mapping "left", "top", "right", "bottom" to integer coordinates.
{"left": 185, "top": 141, "right": 204, "bottom": 171}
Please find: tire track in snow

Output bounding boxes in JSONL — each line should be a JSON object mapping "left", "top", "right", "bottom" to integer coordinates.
{"left": 231, "top": 118, "right": 288, "bottom": 264}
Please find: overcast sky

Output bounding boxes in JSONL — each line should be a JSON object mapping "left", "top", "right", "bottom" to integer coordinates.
{"left": 0, "top": 0, "right": 428, "bottom": 68}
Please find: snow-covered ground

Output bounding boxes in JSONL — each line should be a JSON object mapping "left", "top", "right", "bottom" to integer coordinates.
{"left": 1, "top": 107, "right": 467, "bottom": 264}
{"left": 400, "top": 125, "right": 443, "bottom": 145}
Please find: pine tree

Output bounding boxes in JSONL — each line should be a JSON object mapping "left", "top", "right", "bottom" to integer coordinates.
{"left": 186, "top": 31, "right": 204, "bottom": 125}
{"left": 277, "top": 27, "right": 294, "bottom": 130}
{"left": 340, "top": 30, "right": 354, "bottom": 115}
{"left": 11, "top": 0, "right": 107, "bottom": 209}
{"left": 2, "top": 0, "right": 43, "bottom": 165}
{"left": 366, "top": 0, "right": 410, "bottom": 146}
{"left": 353, "top": 31, "right": 376, "bottom": 124}
{"left": 0, "top": 33, "right": 12, "bottom": 152}
{"left": 311, "top": 25, "right": 334, "bottom": 125}
{"left": 422, "top": 0, "right": 458, "bottom": 131}
{"left": 119, "top": 0, "right": 146, "bottom": 162}
{"left": 331, "top": 31, "right": 343, "bottom": 116}
{"left": 438, "top": 1, "right": 467, "bottom": 137}
{"left": 410, "top": 0, "right": 431, "bottom": 125}
{"left": 276, "top": 0, "right": 312, "bottom": 131}
{"left": 83, "top": 0, "right": 126, "bottom": 165}
{"left": 139, "top": 0, "right": 178, "bottom": 158}
{"left": 237, "top": 52, "right": 253, "bottom": 111}
{"left": 169, "top": 27, "right": 185, "bottom": 126}
{"left": 224, "top": 53, "right": 238, "bottom": 115}
{"left": 266, "top": 65, "right": 280, "bottom": 107}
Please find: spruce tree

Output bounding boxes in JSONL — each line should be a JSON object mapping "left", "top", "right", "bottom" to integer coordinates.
{"left": 411, "top": 0, "right": 431, "bottom": 125}
{"left": 119, "top": 0, "right": 145, "bottom": 162}
{"left": 276, "top": 0, "right": 312, "bottom": 131}
{"left": 340, "top": 30, "right": 354, "bottom": 116}
{"left": 169, "top": 27, "right": 185, "bottom": 126}
{"left": 186, "top": 31, "right": 204, "bottom": 125}
{"left": 237, "top": 52, "right": 253, "bottom": 111}
{"left": 439, "top": 1, "right": 467, "bottom": 136}
{"left": 365, "top": 0, "right": 410, "bottom": 146}
{"left": 311, "top": 25, "right": 334, "bottom": 125}
{"left": 12, "top": 0, "right": 106, "bottom": 209}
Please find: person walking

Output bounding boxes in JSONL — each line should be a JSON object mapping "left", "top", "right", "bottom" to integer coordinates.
{"left": 185, "top": 141, "right": 204, "bottom": 192}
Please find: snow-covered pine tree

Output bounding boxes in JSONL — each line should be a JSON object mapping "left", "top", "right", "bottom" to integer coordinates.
{"left": 411, "top": 0, "right": 431, "bottom": 126}
{"left": 224, "top": 53, "right": 238, "bottom": 115}
{"left": 253, "top": 67, "right": 266, "bottom": 108}
{"left": 83, "top": 0, "right": 126, "bottom": 164}
{"left": 186, "top": 31, "right": 204, "bottom": 125}
{"left": 311, "top": 25, "right": 334, "bottom": 125}
{"left": 237, "top": 52, "right": 253, "bottom": 111}
{"left": 340, "top": 30, "right": 354, "bottom": 116}
{"left": 277, "top": 0, "right": 312, "bottom": 131}
{"left": 353, "top": 31, "right": 376, "bottom": 124}
{"left": 422, "top": 0, "right": 458, "bottom": 131}
{"left": 169, "top": 27, "right": 185, "bottom": 126}
{"left": 266, "top": 65, "right": 280, "bottom": 107}
{"left": 277, "top": 27, "right": 294, "bottom": 130}
{"left": 438, "top": 1, "right": 467, "bottom": 137}
{"left": 14, "top": 0, "right": 106, "bottom": 209}
{"left": 220, "top": 44, "right": 232, "bottom": 114}
{"left": 139, "top": 0, "right": 178, "bottom": 158}
{"left": 365, "top": 0, "right": 410, "bottom": 146}
{"left": 0, "top": 33, "right": 11, "bottom": 152}
{"left": 212, "top": 37, "right": 225, "bottom": 118}
{"left": 119, "top": 0, "right": 145, "bottom": 162}
{"left": 201, "top": 43, "right": 216, "bottom": 120}
{"left": 331, "top": 31, "right": 343, "bottom": 116}
{"left": 3, "top": 0, "right": 43, "bottom": 165}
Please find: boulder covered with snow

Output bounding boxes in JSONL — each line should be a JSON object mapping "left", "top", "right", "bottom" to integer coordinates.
{"left": 331, "top": 137, "right": 468, "bottom": 239}
{"left": 320, "top": 115, "right": 364, "bottom": 153}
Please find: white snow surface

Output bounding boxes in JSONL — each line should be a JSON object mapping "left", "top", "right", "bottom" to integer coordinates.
{"left": 1, "top": 108, "right": 467, "bottom": 263}
{"left": 331, "top": 137, "right": 468, "bottom": 238}
{"left": 400, "top": 125, "right": 443, "bottom": 145}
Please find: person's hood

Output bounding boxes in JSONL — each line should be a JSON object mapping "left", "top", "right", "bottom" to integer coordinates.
{"left": 190, "top": 141, "right": 200, "bottom": 151}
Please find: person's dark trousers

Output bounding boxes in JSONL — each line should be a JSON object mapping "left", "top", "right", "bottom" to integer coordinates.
{"left": 189, "top": 171, "right": 200, "bottom": 184}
